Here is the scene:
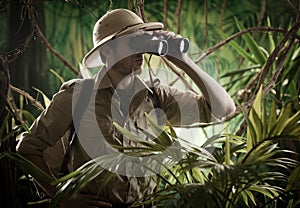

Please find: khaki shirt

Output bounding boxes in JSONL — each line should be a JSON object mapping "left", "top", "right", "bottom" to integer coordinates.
{"left": 17, "top": 70, "right": 212, "bottom": 204}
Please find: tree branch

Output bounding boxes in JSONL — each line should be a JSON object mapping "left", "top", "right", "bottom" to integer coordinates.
{"left": 204, "top": 0, "right": 208, "bottom": 48}
{"left": 246, "top": 21, "right": 300, "bottom": 94}
{"left": 263, "top": 37, "right": 296, "bottom": 94}
{"left": 235, "top": 47, "right": 295, "bottom": 136}
{"left": 1, "top": 29, "right": 35, "bottom": 64}
{"left": 136, "top": 0, "right": 147, "bottom": 23}
{"left": 128, "top": 0, "right": 133, "bottom": 10}
{"left": 0, "top": 56, "right": 23, "bottom": 124}
{"left": 163, "top": 0, "right": 168, "bottom": 29}
{"left": 257, "top": 0, "right": 266, "bottom": 27}
{"left": 218, "top": 0, "right": 227, "bottom": 73}
{"left": 161, "top": 57, "right": 197, "bottom": 94}
{"left": 25, "top": 0, "right": 79, "bottom": 76}
{"left": 7, "top": 88, "right": 24, "bottom": 124}
{"left": 235, "top": 22, "right": 300, "bottom": 136}
{"left": 285, "top": 0, "right": 300, "bottom": 15}
{"left": 175, "top": 0, "right": 183, "bottom": 34}
{"left": 34, "top": 24, "right": 80, "bottom": 76}
{"left": 10, "top": 84, "right": 45, "bottom": 111}
{"left": 195, "top": 26, "right": 287, "bottom": 64}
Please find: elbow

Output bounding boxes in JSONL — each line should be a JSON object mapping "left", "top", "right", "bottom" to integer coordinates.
{"left": 211, "top": 98, "right": 236, "bottom": 120}
{"left": 224, "top": 98, "right": 236, "bottom": 117}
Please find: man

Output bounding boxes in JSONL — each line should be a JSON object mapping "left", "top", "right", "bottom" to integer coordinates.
{"left": 17, "top": 8, "right": 235, "bottom": 208}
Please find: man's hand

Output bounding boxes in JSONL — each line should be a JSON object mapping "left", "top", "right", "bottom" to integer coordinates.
{"left": 154, "top": 30, "right": 236, "bottom": 119}
{"left": 61, "top": 193, "right": 112, "bottom": 208}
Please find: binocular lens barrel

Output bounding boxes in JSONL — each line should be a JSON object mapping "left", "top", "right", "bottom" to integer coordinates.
{"left": 180, "top": 38, "right": 190, "bottom": 53}
{"left": 167, "top": 38, "right": 189, "bottom": 54}
{"left": 130, "top": 34, "right": 189, "bottom": 56}
{"left": 150, "top": 39, "right": 168, "bottom": 56}
{"left": 130, "top": 35, "right": 168, "bottom": 56}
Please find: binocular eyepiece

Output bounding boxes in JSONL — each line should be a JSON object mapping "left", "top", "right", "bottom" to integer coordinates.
{"left": 129, "top": 33, "right": 189, "bottom": 56}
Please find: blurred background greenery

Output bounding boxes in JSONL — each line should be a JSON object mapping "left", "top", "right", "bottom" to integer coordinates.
{"left": 1, "top": 0, "right": 298, "bottom": 111}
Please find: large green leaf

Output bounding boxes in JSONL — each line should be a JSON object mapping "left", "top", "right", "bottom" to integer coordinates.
{"left": 267, "top": 17, "right": 276, "bottom": 52}
{"left": 33, "top": 87, "right": 51, "bottom": 108}
{"left": 246, "top": 85, "right": 263, "bottom": 150}
{"left": 50, "top": 68, "right": 65, "bottom": 84}
{"left": 267, "top": 100, "right": 277, "bottom": 134}
{"left": 234, "top": 17, "right": 267, "bottom": 66}
{"left": 281, "top": 109, "right": 300, "bottom": 136}
{"left": 287, "top": 165, "right": 300, "bottom": 191}
{"left": 2, "top": 152, "right": 53, "bottom": 183}
{"left": 268, "top": 102, "right": 293, "bottom": 136}
{"left": 217, "top": 29, "right": 259, "bottom": 64}
{"left": 220, "top": 65, "right": 260, "bottom": 78}
{"left": 225, "top": 125, "right": 231, "bottom": 165}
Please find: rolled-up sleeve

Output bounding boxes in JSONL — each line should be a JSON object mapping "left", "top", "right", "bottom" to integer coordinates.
{"left": 155, "top": 85, "right": 213, "bottom": 126}
{"left": 17, "top": 85, "right": 74, "bottom": 156}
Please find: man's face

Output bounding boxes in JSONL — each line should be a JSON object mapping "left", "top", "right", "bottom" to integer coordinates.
{"left": 108, "top": 37, "right": 144, "bottom": 75}
{"left": 114, "top": 53, "right": 144, "bottom": 75}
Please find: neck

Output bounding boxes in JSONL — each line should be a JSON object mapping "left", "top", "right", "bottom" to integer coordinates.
{"left": 107, "top": 66, "right": 134, "bottom": 90}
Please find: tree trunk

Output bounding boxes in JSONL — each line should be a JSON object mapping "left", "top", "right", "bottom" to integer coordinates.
{"left": 8, "top": 0, "right": 47, "bottom": 98}
{"left": 0, "top": 57, "right": 17, "bottom": 208}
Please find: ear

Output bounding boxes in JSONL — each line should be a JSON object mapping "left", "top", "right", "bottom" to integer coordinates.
{"left": 99, "top": 50, "right": 106, "bottom": 65}
{"left": 102, "top": 44, "right": 111, "bottom": 54}
{"left": 101, "top": 45, "right": 111, "bottom": 55}
{"left": 99, "top": 45, "right": 111, "bottom": 65}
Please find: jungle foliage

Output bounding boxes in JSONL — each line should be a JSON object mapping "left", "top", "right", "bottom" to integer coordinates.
{"left": 0, "top": 0, "right": 300, "bottom": 207}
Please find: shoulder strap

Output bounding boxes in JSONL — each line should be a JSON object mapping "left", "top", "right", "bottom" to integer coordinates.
{"left": 147, "top": 56, "right": 161, "bottom": 110}
{"left": 149, "top": 87, "right": 161, "bottom": 109}
{"left": 148, "top": 87, "right": 164, "bottom": 126}
{"left": 61, "top": 78, "right": 94, "bottom": 172}
{"left": 72, "top": 78, "right": 95, "bottom": 133}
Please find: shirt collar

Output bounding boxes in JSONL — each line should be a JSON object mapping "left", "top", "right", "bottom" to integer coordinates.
{"left": 94, "top": 68, "right": 153, "bottom": 95}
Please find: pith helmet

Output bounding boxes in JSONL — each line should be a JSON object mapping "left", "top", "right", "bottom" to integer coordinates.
{"left": 82, "top": 8, "right": 164, "bottom": 68}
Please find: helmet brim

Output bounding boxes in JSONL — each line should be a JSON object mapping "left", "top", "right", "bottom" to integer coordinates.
{"left": 82, "top": 22, "right": 164, "bottom": 68}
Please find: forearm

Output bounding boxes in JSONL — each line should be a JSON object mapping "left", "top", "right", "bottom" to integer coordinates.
{"left": 166, "top": 54, "right": 236, "bottom": 119}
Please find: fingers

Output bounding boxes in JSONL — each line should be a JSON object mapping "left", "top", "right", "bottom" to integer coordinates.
{"left": 133, "top": 30, "right": 188, "bottom": 56}
{"left": 152, "top": 31, "right": 188, "bottom": 54}
{"left": 153, "top": 30, "right": 182, "bottom": 40}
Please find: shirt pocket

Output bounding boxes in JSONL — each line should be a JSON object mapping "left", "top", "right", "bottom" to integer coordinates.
{"left": 75, "top": 118, "right": 118, "bottom": 158}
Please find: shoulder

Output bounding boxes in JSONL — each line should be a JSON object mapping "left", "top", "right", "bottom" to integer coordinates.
{"left": 51, "top": 79, "right": 88, "bottom": 104}
{"left": 58, "top": 78, "right": 95, "bottom": 93}
{"left": 59, "top": 78, "right": 84, "bottom": 90}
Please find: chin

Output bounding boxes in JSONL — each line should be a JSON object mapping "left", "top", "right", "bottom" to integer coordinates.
{"left": 133, "top": 67, "right": 142, "bottom": 75}
{"left": 132, "top": 65, "right": 142, "bottom": 75}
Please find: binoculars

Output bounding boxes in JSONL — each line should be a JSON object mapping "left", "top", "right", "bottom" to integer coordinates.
{"left": 129, "top": 33, "right": 189, "bottom": 56}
